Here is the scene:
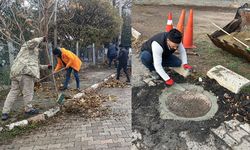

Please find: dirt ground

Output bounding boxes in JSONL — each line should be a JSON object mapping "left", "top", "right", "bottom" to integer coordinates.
{"left": 132, "top": 5, "right": 250, "bottom": 81}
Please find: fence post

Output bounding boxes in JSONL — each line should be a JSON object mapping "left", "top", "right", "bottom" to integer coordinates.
{"left": 76, "top": 41, "right": 79, "bottom": 56}
{"left": 92, "top": 43, "right": 96, "bottom": 65}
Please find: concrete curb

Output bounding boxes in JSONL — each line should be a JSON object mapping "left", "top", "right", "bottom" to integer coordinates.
{"left": 0, "top": 72, "right": 116, "bottom": 132}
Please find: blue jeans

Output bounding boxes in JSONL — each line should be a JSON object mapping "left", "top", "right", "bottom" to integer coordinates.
{"left": 64, "top": 67, "right": 80, "bottom": 89}
{"left": 140, "top": 50, "right": 182, "bottom": 72}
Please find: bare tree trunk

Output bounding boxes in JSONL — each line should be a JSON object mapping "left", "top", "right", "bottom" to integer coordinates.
{"left": 7, "top": 41, "right": 15, "bottom": 67}
{"left": 53, "top": 0, "right": 58, "bottom": 48}
{"left": 118, "top": 1, "right": 122, "bottom": 45}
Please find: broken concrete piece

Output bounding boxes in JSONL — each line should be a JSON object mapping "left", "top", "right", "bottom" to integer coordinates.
{"left": 7, "top": 120, "right": 28, "bottom": 130}
{"left": 143, "top": 78, "right": 153, "bottom": 84}
{"left": 131, "top": 144, "right": 139, "bottom": 150}
{"left": 207, "top": 65, "right": 250, "bottom": 94}
{"left": 0, "top": 127, "right": 3, "bottom": 132}
{"left": 148, "top": 81, "right": 156, "bottom": 86}
{"left": 28, "top": 114, "right": 46, "bottom": 123}
{"left": 73, "top": 92, "right": 85, "bottom": 99}
{"left": 91, "top": 83, "right": 99, "bottom": 89}
{"left": 199, "top": 77, "right": 203, "bottom": 82}
{"left": 132, "top": 27, "right": 141, "bottom": 40}
{"left": 132, "top": 130, "right": 142, "bottom": 142}
{"left": 170, "top": 66, "right": 191, "bottom": 77}
{"left": 44, "top": 107, "right": 60, "bottom": 118}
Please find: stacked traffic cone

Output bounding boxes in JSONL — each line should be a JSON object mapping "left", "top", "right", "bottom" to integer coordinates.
{"left": 183, "top": 9, "right": 196, "bottom": 48}
{"left": 176, "top": 9, "right": 186, "bottom": 34}
{"left": 165, "top": 12, "right": 173, "bottom": 32}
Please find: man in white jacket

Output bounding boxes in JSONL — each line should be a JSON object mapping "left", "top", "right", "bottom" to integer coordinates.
{"left": 140, "top": 29, "right": 192, "bottom": 86}
{"left": 1, "top": 37, "right": 51, "bottom": 121}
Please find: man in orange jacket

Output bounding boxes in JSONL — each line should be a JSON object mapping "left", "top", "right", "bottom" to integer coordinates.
{"left": 53, "top": 47, "right": 82, "bottom": 90}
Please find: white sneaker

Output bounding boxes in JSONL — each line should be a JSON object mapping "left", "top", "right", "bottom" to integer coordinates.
{"left": 150, "top": 71, "right": 160, "bottom": 80}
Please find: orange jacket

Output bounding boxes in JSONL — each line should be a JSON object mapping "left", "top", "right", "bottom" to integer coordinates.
{"left": 54, "top": 48, "right": 82, "bottom": 72}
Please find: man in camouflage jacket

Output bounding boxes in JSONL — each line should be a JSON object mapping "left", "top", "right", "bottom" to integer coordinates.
{"left": 1, "top": 37, "right": 51, "bottom": 121}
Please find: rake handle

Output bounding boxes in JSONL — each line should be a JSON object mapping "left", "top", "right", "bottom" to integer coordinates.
{"left": 38, "top": 67, "right": 65, "bottom": 82}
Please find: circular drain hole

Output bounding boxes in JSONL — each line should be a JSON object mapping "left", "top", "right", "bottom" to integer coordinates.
{"left": 166, "top": 91, "right": 212, "bottom": 118}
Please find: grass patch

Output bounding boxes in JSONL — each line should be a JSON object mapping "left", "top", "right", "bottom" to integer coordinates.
{"left": 0, "top": 123, "right": 39, "bottom": 144}
{"left": 0, "top": 67, "right": 10, "bottom": 85}
{"left": 195, "top": 40, "right": 250, "bottom": 79}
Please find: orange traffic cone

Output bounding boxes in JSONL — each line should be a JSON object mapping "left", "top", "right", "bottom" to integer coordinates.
{"left": 165, "top": 12, "right": 173, "bottom": 32}
{"left": 177, "top": 9, "right": 186, "bottom": 34}
{"left": 183, "top": 9, "right": 196, "bottom": 48}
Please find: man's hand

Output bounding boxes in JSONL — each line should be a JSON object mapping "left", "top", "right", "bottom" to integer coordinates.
{"left": 48, "top": 64, "right": 52, "bottom": 69}
{"left": 183, "top": 64, "right": 192, "bottom": 70}
{"left": 165, "top": 78, "right": 174, "bottom": 86}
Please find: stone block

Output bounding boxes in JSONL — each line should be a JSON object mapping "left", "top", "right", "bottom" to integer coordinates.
{"left": 207, "top": 65, "right": 250, "bottom": 94}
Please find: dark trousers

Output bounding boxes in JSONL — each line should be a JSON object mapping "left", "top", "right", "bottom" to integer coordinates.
{"left": 116, "top": 63, "right": 130, "bottom": 82}
{"left": 140, "top": 50, "right": 182, "bottom": 72}
{"left": 108, "top": 55, "right": 117, "bottom": 68}
{"left": 64, "top": 67, "right": 80, "bottom": 89}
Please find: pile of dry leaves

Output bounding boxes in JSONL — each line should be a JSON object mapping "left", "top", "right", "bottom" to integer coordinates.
{"left": 62, "top": 90, "right": 111, "bottom": 118}
{"left": 102, "top": 78, "right": 128, "bottom": 88}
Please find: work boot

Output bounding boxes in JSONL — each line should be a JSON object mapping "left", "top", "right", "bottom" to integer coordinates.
{"left": 25, "top": 108, "right": 39, "bottom": 115}
{"left": 1, "top": 113, "right": 9, "bottom": 121}
{"left": 150, "top": 71, "right": 160, "bottom": 80}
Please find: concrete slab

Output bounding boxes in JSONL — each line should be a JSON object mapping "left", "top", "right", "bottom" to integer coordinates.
{"left": 207, "top": 65, "right": 250, "bottom": 94}
{"left": 170, "top": 66, "right": 191, "bottom": 78}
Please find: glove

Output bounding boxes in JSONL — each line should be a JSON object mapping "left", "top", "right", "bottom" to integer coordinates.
{"left": 165, "top": 78, "right": 174, "bottom": 86}
{"left": 183, "top": 64, "right": 192, "bottom": 70}
{"left": 48, "top": 64, "right": 52, "bottom": 69}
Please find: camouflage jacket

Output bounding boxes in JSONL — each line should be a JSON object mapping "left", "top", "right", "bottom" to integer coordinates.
{"left": 10, "top": 37, "right": 44, "bottom": 79}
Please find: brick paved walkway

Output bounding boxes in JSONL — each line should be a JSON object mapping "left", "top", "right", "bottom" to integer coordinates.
{"left": 0, "top": 77, "right": 131, "bottom": 150}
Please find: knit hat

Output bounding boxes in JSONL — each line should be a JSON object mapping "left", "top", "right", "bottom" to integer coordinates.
{"left": 168, "top": 29, "right": 182, "bottom": 44}
{"left": 53, "top": 47, "right": 61, "bottom": 55}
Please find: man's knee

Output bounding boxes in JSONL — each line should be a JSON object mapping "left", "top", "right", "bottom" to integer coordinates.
{"left": 176, "top": 59, "right": 182, "bottom": 67}
{"left": 140, "top": 51, "right": 152, "bottom": 65}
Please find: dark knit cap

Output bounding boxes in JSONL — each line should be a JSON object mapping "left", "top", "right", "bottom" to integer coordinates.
{"left": 53, "top": 47, "right": 61, "bottom": 55}
{"left": 168, "top": 29, "right": 182, "bottom": 44}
